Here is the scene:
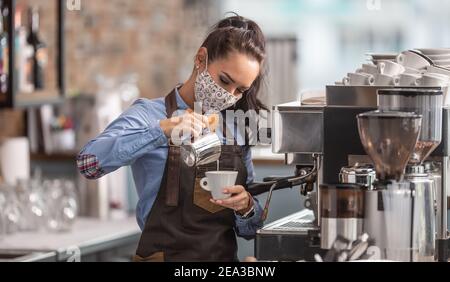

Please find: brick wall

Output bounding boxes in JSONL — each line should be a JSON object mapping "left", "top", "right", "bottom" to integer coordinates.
{"left": 63, "top": 0, "right": 220, "bottom": 99}
{"left": 16, "top": 0, "right": 219, "bottom": 99}
{"left": 0, "top": 109, "right": 25, "bottom": 138}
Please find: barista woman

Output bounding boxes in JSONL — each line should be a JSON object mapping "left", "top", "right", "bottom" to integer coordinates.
{"left": 77, "top": 15, "right": 267, "bottom": 262}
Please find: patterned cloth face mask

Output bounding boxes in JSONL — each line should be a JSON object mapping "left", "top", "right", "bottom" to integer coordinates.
{"left": 194, "top": 55, "right": 243, "bottom": 114}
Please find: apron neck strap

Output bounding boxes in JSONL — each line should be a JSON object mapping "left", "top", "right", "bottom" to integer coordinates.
{"left": 164, "top": 87, "right": 179, "bottom": 118}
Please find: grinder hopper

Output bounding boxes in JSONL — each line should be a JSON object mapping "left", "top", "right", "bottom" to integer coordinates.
{"left": 357, "top": 111, "right": 422, "bottom": 181}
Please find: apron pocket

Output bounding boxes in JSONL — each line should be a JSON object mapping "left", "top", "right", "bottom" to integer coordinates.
{"left": 133, "top": 251, "right": 165, "bottom": 262}
{"left": 193, "top": 177, "right": 226, "bottom": 213}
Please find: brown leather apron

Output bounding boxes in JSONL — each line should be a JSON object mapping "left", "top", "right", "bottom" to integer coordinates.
{"left": 134, "top": 89, "right": 248, "bottom": 262}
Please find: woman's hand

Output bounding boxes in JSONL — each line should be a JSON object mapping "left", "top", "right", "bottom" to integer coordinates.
{"left": 210, "top": 185, "right": 254, "bottom": 215}
{"left": 159, "top": 110, "right": 209, "bottom": 141}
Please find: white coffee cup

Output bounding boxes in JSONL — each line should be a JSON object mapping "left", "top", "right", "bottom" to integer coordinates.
{"left": 397, "top": 50, "right": 431, "bottom": 69}
{"left": 427, "top": 54, "right": 450, "bottom": 61}
{"left": 372, "top": 73, "right": 394, "bottom": 86}
{"left": 394, "top": 73, "right": 422, "bottom": 86}
{"left": 432, "top": 59, "right": 450, "bottom": 66}
{"left": 404, "top": 67, "right": 422, "bottom": 75}
{"left": 377, "top": 60, "right": 405, "bottom": 76}
{"left": 200, "top": 171, "right": 238, "bottom": 200}
{"left": 357, "top": 63, "right": 378, "bottom": 75}
{"left": 416, "top": 48, "right": 450, "bottom": 55}
{"left": 415, "top": 73, "right": 450, "bottom": 86}
{"left": 424, "top": 72, "right": 450, "bottom": 80}
{"left": 343, "top": 73, "right": 375, "bottom": 86}
{"left": 426, "top": 65, "right": 450, "bottom": 76}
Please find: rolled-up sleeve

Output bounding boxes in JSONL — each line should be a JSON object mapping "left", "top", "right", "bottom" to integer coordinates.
{"left": 234, "top": 146, "right": 264, "bottom": 239}
{"left": 77, "top": 99, "right": 168, "bottom": 180}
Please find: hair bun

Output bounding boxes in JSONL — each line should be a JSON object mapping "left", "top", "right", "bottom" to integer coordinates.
{"left": 218, "top": 15, "right": 249, "bottom": 30}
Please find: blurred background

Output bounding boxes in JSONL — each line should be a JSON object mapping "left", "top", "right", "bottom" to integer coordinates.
{"left": 66, "top": 0, "right": 450, "bottom": 104}
{"left": 0, "top": 0, "right": 449, "bottom": 261}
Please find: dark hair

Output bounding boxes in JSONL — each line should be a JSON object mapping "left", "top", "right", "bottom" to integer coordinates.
{"left": 201, "top": 13, "right": 268, "bottom": 112}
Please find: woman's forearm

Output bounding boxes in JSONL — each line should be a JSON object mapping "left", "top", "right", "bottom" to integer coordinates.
{"left": 77, "top": 125, "right": 167, "bottom": 179}
{"left": 77, "top": 99, "right": 168, "bottom": 180}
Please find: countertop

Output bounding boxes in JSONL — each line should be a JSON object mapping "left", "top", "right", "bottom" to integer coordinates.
{"left": 0, "top": 217, "right": 141, "bottom": 261}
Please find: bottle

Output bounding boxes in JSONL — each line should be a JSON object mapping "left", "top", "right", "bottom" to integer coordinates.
{"left": 15, "top": 6, "right": 34, "bottom": 93}
{"left": 27, "top": 7, "right": 46, "bottom": 90}
{"left": 0, "top": 0, "right": 8, "bottom": 94}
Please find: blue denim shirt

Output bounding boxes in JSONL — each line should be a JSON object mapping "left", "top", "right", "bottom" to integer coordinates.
{"left": 77, "top": 88, "right": 263, "bottom": 238}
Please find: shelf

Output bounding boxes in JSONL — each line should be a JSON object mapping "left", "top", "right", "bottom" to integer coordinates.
{"left": 31, "top": 151, "right": 78, "bottom": 161}
{"left": 14, "top": 89, "right": 63, "bottom": 107}
{"left": 0, "top": 0, "right": 65, "bottom": 108}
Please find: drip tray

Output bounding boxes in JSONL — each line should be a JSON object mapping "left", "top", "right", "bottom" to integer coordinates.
{"left": 255, "top": 209, "right": 322, "bottom": 261}
{"left": 257, "top": 209, "right": 316, "bottom": 235}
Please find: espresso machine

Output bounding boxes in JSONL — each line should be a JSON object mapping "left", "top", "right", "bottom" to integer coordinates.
{"left": 251, "top": 85, "right": 450, "bottom": 262}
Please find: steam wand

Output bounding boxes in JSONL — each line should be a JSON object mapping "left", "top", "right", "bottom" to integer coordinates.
{"left": 261, "top": 153, "right": 321, "bottom": 221}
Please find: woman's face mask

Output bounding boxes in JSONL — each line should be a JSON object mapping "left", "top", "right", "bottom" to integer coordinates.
{"left": 194, "top": 55, "right": 243, "bottom": 114}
